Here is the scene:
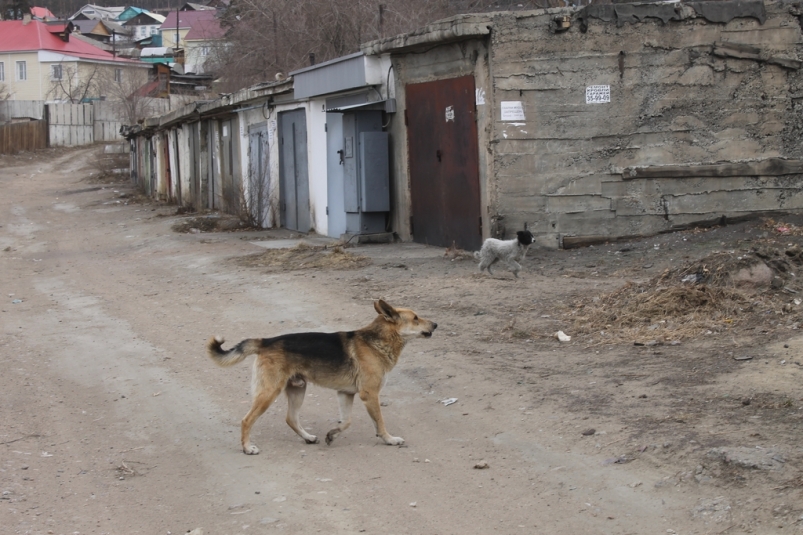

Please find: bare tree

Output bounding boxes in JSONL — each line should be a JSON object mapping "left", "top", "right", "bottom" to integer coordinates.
{"left": 214, "top": 0, "right": 456, "bottom": 93}
{"left": 45, "top": 62, "right": 102, "bottom": 103}
{"left": 97, "top": 66, "right": 158, "bottom": 124}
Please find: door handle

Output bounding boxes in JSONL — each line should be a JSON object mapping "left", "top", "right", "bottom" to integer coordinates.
{"left": 436, "top": 149, "right": 442, "bottom": 162}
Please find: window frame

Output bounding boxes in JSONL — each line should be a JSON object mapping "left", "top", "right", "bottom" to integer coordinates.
{"left": 16, "top": 60, "right": 27, "bottom": 81}
{"left": 51, "top": 64, "right": 63, "bottom": 81}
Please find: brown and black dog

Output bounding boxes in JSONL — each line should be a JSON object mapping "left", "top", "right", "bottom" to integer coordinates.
{"left": 207, "top": 300, "right": 437, "bottom": 454}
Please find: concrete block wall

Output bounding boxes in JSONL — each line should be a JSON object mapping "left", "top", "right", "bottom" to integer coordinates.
{"left": 488, "top": 1, "right": 803, "bottom": 247}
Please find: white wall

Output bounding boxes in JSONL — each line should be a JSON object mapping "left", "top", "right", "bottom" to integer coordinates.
{"left": 307, "top": 98, "right": 328, "bottom": 236}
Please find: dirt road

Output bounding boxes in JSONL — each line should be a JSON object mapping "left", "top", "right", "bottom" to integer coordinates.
{"left": 1, "top": 147, "right": 801, "bottom": 535}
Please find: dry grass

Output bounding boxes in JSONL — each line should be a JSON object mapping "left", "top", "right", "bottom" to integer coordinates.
{"left": 171, "top": 215, "right": 248, "bottom": 233}
{"left": 235, "top": 243, "right": 371, "bottom": 272}
{"left": 763, "top": 218, "right": 803, "bottom": 237}
{"left": 564, "top": 246, "right": 803, "bottom": 346}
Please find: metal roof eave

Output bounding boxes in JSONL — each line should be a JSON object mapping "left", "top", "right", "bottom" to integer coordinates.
{"left": 145, "top": 78, "right": 294, "bottom": 129}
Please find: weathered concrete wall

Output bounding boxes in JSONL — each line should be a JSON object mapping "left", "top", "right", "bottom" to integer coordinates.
{"left": 488, "top": 0, "right": 803, "bottom": 247}
{"left": 0, "top": 100, "right": 44, "bottom": 121}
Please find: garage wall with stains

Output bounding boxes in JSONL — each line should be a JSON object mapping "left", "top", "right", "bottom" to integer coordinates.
{"left": 488, "top": 0, "right": 803, "bottom": 247}
{"left": 386, "top": 36, "right": 492, "bottom": 242}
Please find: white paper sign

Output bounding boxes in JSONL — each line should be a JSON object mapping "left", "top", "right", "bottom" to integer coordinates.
{"left": 475, "top": 88, "right": 486, "bottom": 106}
{"left": 501, "top": 101, "right": 525, "bottom": 121}
{"left": 586, "top": 85, "right": 610, "bottom": 104}
{"left": 445, "top": 105, "right": 455, "bottom": 122}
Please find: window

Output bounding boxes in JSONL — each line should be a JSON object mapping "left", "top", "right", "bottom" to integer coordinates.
{"left": 51, "top": 64, "right": 63, "bottom": 81}
{"left": 16, "top": 61, "right": 26, "bottom": 81}
{"left": 0, "top": 62, "right": 4, "bottom": 82}
{"left": 114, "top": 68, "right": 122, "bottom": 83}
{"left": 201, "top": 46, "right": 209, "bottom": 56}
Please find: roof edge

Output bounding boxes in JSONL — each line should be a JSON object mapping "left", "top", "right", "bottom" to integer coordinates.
{"left": 361, "top": 13, "right": 492, "bottom": 55}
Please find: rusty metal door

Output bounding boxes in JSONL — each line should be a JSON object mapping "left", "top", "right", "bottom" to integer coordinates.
{"left": 406, "top": 75, "right": 482, "bottom": 250}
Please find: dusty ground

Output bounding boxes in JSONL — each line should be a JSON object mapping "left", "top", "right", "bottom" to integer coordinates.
{"left": 1, "top": 146, "right": 802, "bottom": 535}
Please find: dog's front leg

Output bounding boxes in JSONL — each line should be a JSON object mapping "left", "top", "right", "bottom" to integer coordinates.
{"left": 325, "top": 391, "right": 355, "bottom": 445}
{"left": 360, "top": 388, "right": 404, "bottom": 446}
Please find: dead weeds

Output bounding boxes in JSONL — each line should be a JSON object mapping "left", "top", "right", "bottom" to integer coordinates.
{"left": 235, "top": 243, "right": 371, "bottom": 272}
{"left": 566, "top": 244, "right": 803, "bottom": 346}
{"left": 172, "top": 215, "right": 249, "bottom": 233}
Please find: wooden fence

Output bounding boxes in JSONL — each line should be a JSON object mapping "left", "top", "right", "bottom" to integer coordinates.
{"left": 1, "top": 98, "right": 180, "bottom": 151}
{"left": 0, "top": 120, "right": 48, "bottom": 154}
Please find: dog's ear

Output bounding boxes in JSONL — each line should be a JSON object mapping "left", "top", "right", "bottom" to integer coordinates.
{"left": 374, "top": 300, "right": 400, "bottom": 322}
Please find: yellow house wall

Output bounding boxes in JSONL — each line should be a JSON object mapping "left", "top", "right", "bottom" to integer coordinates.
{"left": 160, "top": 27, "right": 190, "bottom": 49}
{"left": 1, "top": 52, "right": 45, "bottom": 100}
{"left": 43, "top": 60, "right": 149, "bottom": 102}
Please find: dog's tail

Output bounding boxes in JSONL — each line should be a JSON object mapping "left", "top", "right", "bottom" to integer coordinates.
{"left": 473, "top": 251, "right": 481, "bottom": 259}
{"left": 207, "top": 336, "right": 261, "bottom": 367}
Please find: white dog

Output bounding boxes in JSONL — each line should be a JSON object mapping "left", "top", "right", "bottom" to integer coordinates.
{"left": 474, "top": 230, "right": 534, "bottom": 278}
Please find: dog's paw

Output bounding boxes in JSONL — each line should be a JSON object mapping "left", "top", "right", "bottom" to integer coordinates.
{"left": 325, "top": 429, "right": 338, "bottom": 445}
{"left": 243, "top": 443, "right": 260, "bottom": 455}
{"left": 383, "top": 435, "right": 405, "bottom": 446}
{"left": 305, "top": 435, "right": 319, "bottom": 445}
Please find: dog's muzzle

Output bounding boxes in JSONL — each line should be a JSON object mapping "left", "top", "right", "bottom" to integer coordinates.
{"left": 422, "top": 322, "right": 438, "bottom": 337}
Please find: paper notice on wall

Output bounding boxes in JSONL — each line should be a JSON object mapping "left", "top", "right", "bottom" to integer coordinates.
{"left": 586, "top": 85, "right": 611, "bottom": 104}
{"left": 500, "top": 101, "right": 525, "bottom": 121}
{"left": 445, "top": 105, "right": 455, "bottom": 122}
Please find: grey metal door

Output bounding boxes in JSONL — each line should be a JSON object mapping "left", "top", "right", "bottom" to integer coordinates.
{"left": 189, "top": 122, "right": 200, "bottom": 209}
{"left": 326, "top": 113, "right": 346, "bottom": 238}
{"left": 220, "top": 119, "right": 237, "bottom": 212}
{"left": 248, "top": 124, "right": 270, "bottom": 227}
{"left": 279, "top": 109, "right": 311, "bottom": 232}
{"left": 406, "top": 75, "right": 482, "bottom": 250}
{"left": 208, "top": 122, "right": 220, "bottom": 210}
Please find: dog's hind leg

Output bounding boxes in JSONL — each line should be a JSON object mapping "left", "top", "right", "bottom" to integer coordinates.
{"left": 285, "top": 381, "right": 319, "bottom": 444}
{"left": 325, "top": 391, "right": 355, "bottom": 445}
{"left": 505, "top": 260, "right": 522, "bottom": 278}
{"left": 486, "top": 258, "right": 499, "bottom": 275}
{"left": 360, "top": 387, "right": 404, "bottom": 446}
{"left": 240, "top": 385, "right": 282, "bottom": 454}
{"left": 479, "top": 257, "right": 497, "bottom": 274}
{"left": 241, "top": 360, "right": 285, "bottom": 454}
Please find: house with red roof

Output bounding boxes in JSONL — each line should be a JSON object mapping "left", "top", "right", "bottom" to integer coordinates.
{"left": 0, "top": 16, "right": 149, "bottom": 101}
{"left": 160, "top": 10, "right": 224, "bottom": 48}
{"left": 30, "top": 7, "right": 57, "bottom": 21}
{"left": 160, "top": 9, "right": 226, "bottom": 74}
{"left": 183, "top": 12, "right": 227, "bottom": 74}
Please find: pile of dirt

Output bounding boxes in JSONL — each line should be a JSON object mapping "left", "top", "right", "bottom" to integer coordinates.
{"left": 234, "top": 243, "right": 371, "bottom": 272}
{"left": 567, "top": 245, "right": 803, "bottom": 345}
